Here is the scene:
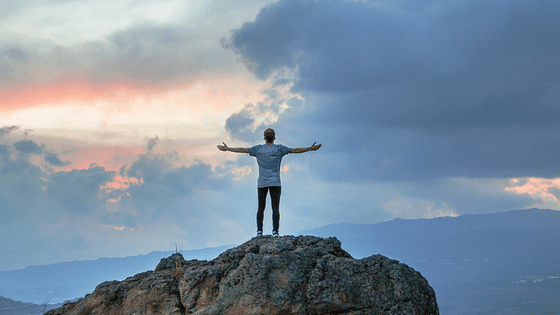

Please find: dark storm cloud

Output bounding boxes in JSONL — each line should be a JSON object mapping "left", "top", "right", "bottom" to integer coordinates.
{"left": 225, "top": 0, "right": 560, "bottom": 180}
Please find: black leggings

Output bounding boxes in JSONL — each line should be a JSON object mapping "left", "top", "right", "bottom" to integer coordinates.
{"left": 257, "top": 186, "right": 281, "bottom": 232}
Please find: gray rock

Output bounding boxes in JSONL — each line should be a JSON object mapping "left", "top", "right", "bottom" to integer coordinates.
{"left": 46, "top": 236, "right": 439, "bottom": 315}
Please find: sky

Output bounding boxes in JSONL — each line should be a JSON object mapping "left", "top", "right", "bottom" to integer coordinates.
{"left": 1, "top": 0, "right": 560, "bottom": 271}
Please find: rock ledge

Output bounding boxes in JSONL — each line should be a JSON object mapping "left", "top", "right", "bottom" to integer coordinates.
{"left": 46, "top": 235, "right": 439, "bottom": 315}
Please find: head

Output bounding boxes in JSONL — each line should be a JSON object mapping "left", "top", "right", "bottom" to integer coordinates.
{"left": 263, "top": 128, "right": 276, "bottom": 143}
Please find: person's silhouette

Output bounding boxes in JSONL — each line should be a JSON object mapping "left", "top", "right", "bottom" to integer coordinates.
{"left": 218, "top": 128, "right": 321, "bottom": 236}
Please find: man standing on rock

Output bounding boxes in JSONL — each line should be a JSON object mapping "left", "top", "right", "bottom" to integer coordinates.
{"left": 217, "top": 128, "right": 321, "bottom": 237}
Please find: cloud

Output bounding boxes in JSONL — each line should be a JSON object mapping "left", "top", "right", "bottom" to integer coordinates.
{"left": 0, "top": 126, "right": 18, "bottom": 136}
{"left": 147, "top": 135, "right": 159, "bottom": 153}
{"left": 44, "top": 152, "right": 71, "bottom": 167}
{"left": 10, "top": 138, "right": 71, "bottom": 167}
{"left": 0, "top": 0, "right": 37, "bottom": 18}
{"left": 122, "top": 151, "right": 231, "bottom": 216}
{"left": 13, "top": 140, "right": 43, "bottom": 154}
{"left": 505, "top": 177, "right": 560, "bottom": 210}
{"left": 0, "top": 134, "right": 246, "bottom": 270}
{"left": 0, "top": 143, "right": 52, "bottom": 229}
{"left": 1, "top": 27, "right": 241, "bottom": 103}
{"left": 0, "top": 137, "right": 116, "bottom": 227}
{"left": 1, "top": 27, "right": 204, "bottom": 86}
{"left": 224, "top": 0, "right": 560, "bottom": 180}
{"left": 225, "top": 106, "right": 256, "bottom": 141}
{"left": 224, "top": 86, "right": 302, "bottom": 142}
{"left": 0, "top": 0, "right": 277, "bottom": 91}
{"left": 47, "top": 165, "right": 117, "bottom": 213}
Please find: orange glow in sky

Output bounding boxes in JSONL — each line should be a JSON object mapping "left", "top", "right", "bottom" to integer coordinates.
{"left": 1, "top": 77, "right": 163, "bottom": 111}
{"left": 505, "top": 177, "right": 560, "bottom": 209}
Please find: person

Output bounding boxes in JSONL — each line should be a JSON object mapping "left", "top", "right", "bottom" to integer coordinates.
{"left": 217, "top": 128, "right": 321, "bottom": 237}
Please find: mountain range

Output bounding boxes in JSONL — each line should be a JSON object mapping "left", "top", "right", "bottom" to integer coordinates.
{"left": 1, "top": 208, "right": 559, "bottom": 315}
{"left": 301, "top": 208, "right": 560, "bottom": 314}
{"left": 0, "top": 246, "right": 231, "bottom": 306}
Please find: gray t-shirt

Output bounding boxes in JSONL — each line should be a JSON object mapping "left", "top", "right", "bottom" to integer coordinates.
{"left": 247, "top": 144, "right": 292, "bottom": 188}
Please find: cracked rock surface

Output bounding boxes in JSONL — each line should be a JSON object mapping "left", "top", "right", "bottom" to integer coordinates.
{"left": 45, "top": 236, "right": 439, "bottom": 315}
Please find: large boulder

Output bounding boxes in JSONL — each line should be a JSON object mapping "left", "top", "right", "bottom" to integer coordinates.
{"left": 46, "top": 236, "right": 439, "bottom": 314}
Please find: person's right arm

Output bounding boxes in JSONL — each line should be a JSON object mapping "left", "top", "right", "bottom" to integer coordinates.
{"left": 217, "top": 142, "right": 249, "bottom": 153}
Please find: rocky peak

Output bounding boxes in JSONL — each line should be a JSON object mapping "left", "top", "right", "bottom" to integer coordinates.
{"left": 46, "top": 236, "right": 439, "bottom": 314}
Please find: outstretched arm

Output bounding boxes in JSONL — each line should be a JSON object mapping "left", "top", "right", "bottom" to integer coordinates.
{"left": 217, "top": 142, "right": 249, "bottom": 154}
{"left": 291, "top": 142, "right": 321, "bottom": 154}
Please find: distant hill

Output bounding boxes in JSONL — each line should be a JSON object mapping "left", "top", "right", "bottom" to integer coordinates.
{"left": 301, "top": 208, "right": 560, "bottom": 315}
{"left": 0, "top": 246, "right": 232, "bottom": 305}
{"left": 0, "top": 296, "right": 62, "bottom": 315}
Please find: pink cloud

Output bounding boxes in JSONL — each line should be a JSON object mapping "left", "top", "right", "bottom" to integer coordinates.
{"left": 505, "top": 177, "right": 560, "bottom": 209}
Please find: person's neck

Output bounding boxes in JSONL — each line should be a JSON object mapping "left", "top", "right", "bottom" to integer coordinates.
{"left": 265, "top": 141, "right": 274, "bottom": 145}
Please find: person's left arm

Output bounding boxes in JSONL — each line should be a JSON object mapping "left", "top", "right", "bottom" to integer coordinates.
{"left": 290, "top": 142, "right": 321, "bottom": 154}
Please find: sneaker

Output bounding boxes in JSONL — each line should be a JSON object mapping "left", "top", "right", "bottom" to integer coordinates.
{"left": 257, "top": 230, "right": 263, "bottom": 237}
{"left": 272, "top": 231, "right": 279, "bottom": 237}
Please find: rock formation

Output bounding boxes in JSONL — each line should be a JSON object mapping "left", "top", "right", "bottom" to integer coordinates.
{"left": 45, "top": 236, "right": 439, "bottom": 314}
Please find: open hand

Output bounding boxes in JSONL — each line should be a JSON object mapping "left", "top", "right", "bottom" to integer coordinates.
{"left": 217, "top": 142, "right": 228, "bottom": 151}
{"left": 310, "top": 142, "right": 322, "bottom": 151}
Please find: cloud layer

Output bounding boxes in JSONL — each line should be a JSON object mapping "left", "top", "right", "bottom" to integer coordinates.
{"left": 0, "top": 128, "right": 252, "bottom": 270}
{"left": 224, "top": 0, "right": 560, "bottom": 180}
